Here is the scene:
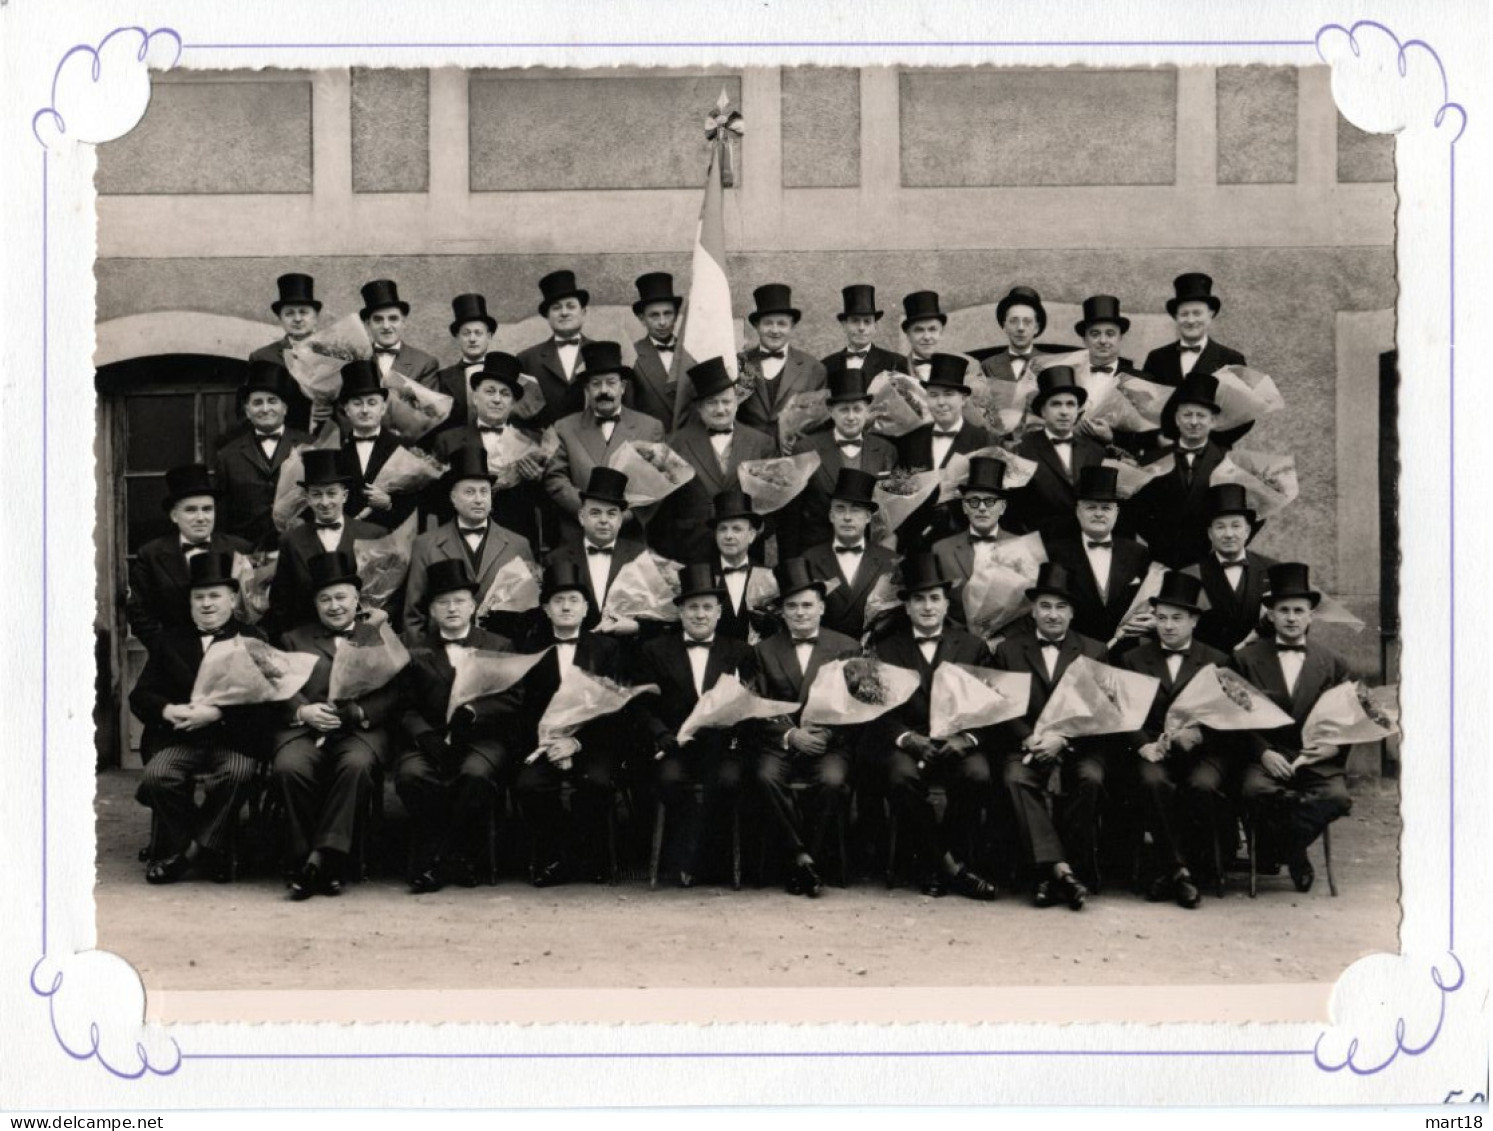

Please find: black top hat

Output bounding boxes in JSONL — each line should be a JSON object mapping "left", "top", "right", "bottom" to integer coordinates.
{"left": 837, "top": 284, "right": 883, "bottom": 321}
{"left": 449, "top": 293, "right": 497, "bottom": 336}
{"left": 826, "top": 368, "right": 874, "bottom": 405}
{"left": 674, "top": 562, "right": 727, "bottom": 605}
{"left": 1025, "top": 561, "right": 1079, "bottom": 604}
{"left": 471, "top": 351, "right": 525, "bottom": 399}
{"left": 996, "top": 285, "right": 1047, "bottom": 335}
{"left": 1167, "top": 272, "right": 1221, "bottom": 316}
{"left": 446, "top": 444, "right": 496, "bottom": 487}
{"left": 579, "top": 340, "right": 630, "bottom": 380}
{"left": 579, "top": 466, "right": 631, "bottom": 509}
{"left": 424, "top": 559, "right": 479, "bottom": 607}
{"left": 308, "top": 550, "right": 362, "bottom": 593}
{"left": 632, "top": 272, "right": 683, "bottom": 315}
{"left": 686, "top": 356, "right": 736, "bottom": 401}
{"left": 336, "top": 359, "right": 388, "bottom": 403}
{"left": 161, "top": 463, "right": 220, "bottom": 510}
{"left": 1074, "top": 295, "right": 1131, "bottom": 336}
{"left": 1149, "top": 570, "right": 1206, "bottom": 613}
{"left": 272, "top": 272, "right": 321, "bottom": 314}
{"left": 298, "top": 448, "right": 358, "bottom": 488}
{"left": 748, "top": 283, "right": 801, "bottom": 326}
{"left": 774, "top": 556, "right": 827, "bottom": 600}
{"left": 242, "top": 359, "right": 299, "bottom": 401}
{"left": 1205, "top": 483, "right": 1256, "bottom": 523}
{"left": 901, "top": 290, "right": 948, "bottom": 331}
{"left": 359, "top": 279, "right": 409, "bottom": 319}
{"left": 707, "top": 487, "right": 763, "bottom": 528}
{"left": 540, "top": 561, "right": 589, "bottom": 604}
{"left": 1031, "top": 365, "right": 1088, "bottom": 411}
{"left": 1076, "top": 464, "right": 1121, "bottom": 503}
{"left": 924, "top": 353, "right": 972, "bottom": 393}
{"left": 1171, "top": 372, "right": 1221, "bottom": 414}
{"left": 961, "top": 457, "right": 1009, "bottom": 497}
{"left": 187, "top": 551, "right": 239, "bottom": 591}
{"left": 897, "top": 553, "right": 955, "bottom": 599}
{"left": 537, "top": 269, "right": 590, "bottom": 316}
{"left": 1263, "top": 562, "right": 1321, "bottom": 608}
{"left": 829, "top": 467, "right": 879, "bottom": 511}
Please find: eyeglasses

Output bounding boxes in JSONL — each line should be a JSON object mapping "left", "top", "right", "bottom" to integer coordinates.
{"left": 962, "top": 496, "right": 1003, "bottom": 510}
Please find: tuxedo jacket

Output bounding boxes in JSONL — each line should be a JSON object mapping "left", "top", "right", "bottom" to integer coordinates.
{"left": 1182, "top": 549, "right": 1277, "bottom": 653}
{"left": 128, "top": 619, "right": 279, "bottom": 761}
{"left": 654, "top": 418, "right": 776, "bottom": 564}
{"left": 777, "top": 428, "right": 898, "bottom": 560}
{"left": 402, "top": 518, "right": 537, "bottom": 638}
{"left": 1004, "top": 431, "right": 1107, "bottom": 540}
{"left": 820, "top": 345, "right": 909, "bottom": 385}
{"left": 1116, "top": 637, "right": 1230, "bottom": 749}
{"left": 801, "top": 539, "right": 900, "bottom": 641}
{"left": 429, "top": 360, "right": 479, "bottom": 433}
{"left": 895, "top": 419, "right": 996, "bottom": 553}
{"left": 975, "top": 342, "right": 1073, "bottom": 380}
{"left": 735, "top": 346, "right": 827, "bottom": 435}
{"left": 931, "top": 528, "right": 1021, "bottom": 591}
{"left": 272, "top": 617, "right": 403, "bottom": 759}
{"left": 517, "top": 335, "right": 594, "bottom": 427}
{"left": 268, "top": 517, "right": 386, "bottom": 638}
{"left": 247, "top": 339, "right": 316, "bottom": 432}
{"left": 126, "top": 531, "right": 252, "bottom": 648}
{"left": 1043, "top": 534, "right": 1153, "bottom": 645}
{"left": 1143, "top": 339, "right": 1252, "bottom": 449}
{"left": 1132, "top": 440, "right": 1229, "bottom": 569}
{"left": 513, "top": 628, "right": 625, "bottom": 747}
{"left": 544, "top": 536, "right": 647, "bottom": 629}
{"left": 400, "top": 626, "right": 521, "bottom": 743}
{"left": 867, "top": 622, "right": 994, "bottom": 748}
{"left": 340, "top": 428, "right": 420, "bottom": 533}
{"left": 634, "top": 634, "right": 758, "bottom": 743}
{"left": 700, "top": 552, "right": 776, "bottom": 641}
{"left": 544, "top": 407, "right": 666, "bottom": 518}
{"left": 378, "top": 343, "right": 441, "bottom": 387}
{"left": 1231, "top": 637, "right": 1354, "bottom": 771}
{"left": 213, "top": 426, "right": 314, "bottom": 548}
{"left": 425, "top": 427, "right": 545, "bottom": 550}
{"left": 630, "top": 337, "right": 695, "bottom": 432}
{"left": 753, "top": 626, "right": 861, "bottom": 747}
{"left": 989, "top": 628, "right": 1110, "bottom": 746}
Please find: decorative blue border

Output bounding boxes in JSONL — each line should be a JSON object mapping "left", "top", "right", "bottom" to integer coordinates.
{"left": 32, "top": 20, "right": 1467, "bottom": 1083}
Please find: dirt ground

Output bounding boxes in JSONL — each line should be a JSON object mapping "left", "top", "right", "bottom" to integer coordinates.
{"left": 94, "top": 769, "right": 1400, "bottom": 1001}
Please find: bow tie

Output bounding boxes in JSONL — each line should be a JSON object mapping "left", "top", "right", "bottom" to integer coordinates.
{"left": 1218, "top": 556, "right": 1246, "bottom": 566}
{"left": 1048, "top": 436, "right": 1073, "bottom": 446}
{"left": 353, "top": 433, "right": 378, "bottom": 443}
{"left": 914, "top": 634, "right": 942, "bottom": 646}
{"left": 198, "top": 628, "right": 227, "bottom": 639}
{"left": 595, "top": 414, "right": 620, "bottom": 425}
{"left": 835, "top": 438, "right": 863, "bottom": 450}
{"left": 477, "top": 424, "right": 505, "bottom": 434}
{"left": 834, "top": 544, "right": 864, "bottom": 555}
{"left": 586, "top": 543, "right": 614, "bottom": 556}
{"left": 554, "top": 634, "right": 580, "bottom": 644}
{"left": 1009, "top": 352, "right": 1033, "bottom": 361}
{"left": 458, "top": 526, "right": 487, "bottom": 537}
{"left": 256, "top": 431, "right": 283, "bottom": 443}
{"left": 1275, "top": 642, "right": 1307, "bottom": 653}
{"left": 721, "top": 563, "right": 750, "bottom": 575}
{"left": 1086, "top": 540, "right": 1113, "bottom": 550}
{"left": 1179, "top": 344, "right": 1203, "bottom": 354}
{"left": 846, "top": 349, "right": 870, "bottom": 358}
{"left": 970, "top": 534, "right": 1001, "bottom": 544}
{"left": 554, "top": 337, "right": 581, "bottom": 347}
{"left": 182, "top": 539, "right": 210, "bottom": 551}
{"left": 707, "top": 427, "right": 734, "bottom": 437}
{"left": 652, "top": 340, "right": 677, "bottom": 351}
{"left": 315, "top": 522, "right": 343, "bottom": 532}
{"left": 374, "top": 346, "right": 399, "bottom": 356}
{"left": 328, "top": 626, "right": 357, "bottom": 639}
{"left": 933, "top": 429, "right": 961, "bottom": 438}
{"left": 791, "top": 636, "right": 818, "bottom": 646}
{"left": 1090, "top": 366, "right": 1115, "bottom": 375}
{"left": 685, "top": 638, "right": 715, "bottom": 649}
{"left": 760, "top": 349, "right": 786, "bottom": 360}
{"left": 1178, "top": 446, "right": 1207, "bottom": 458}
{"left": 1162, "top": 646, "right": 1190, "bottom": 657}
{"left": 1040, "top": 638, "right": 1065, "bottom": 649}
{"left": 442, "top": 635, "right": 470, "bottom": 646}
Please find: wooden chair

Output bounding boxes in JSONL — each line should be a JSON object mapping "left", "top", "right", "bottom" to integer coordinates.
{"left": 1248, "top": 821, "right": 1338, "bottom": 898}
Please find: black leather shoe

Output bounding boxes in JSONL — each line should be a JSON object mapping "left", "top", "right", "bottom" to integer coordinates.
{"left": 792, "top": 861, "right": 825, "bottom": 899}
{"left": 1145, "top": 875, "right": 1174, "bottom": 903}
{"left": 1056, "top": 872, "right": 1088, "bottom": 911}
{"left": 318, "top": 858, "right": 344, "bottom": 897}
{"left": 950, "top": 867, "right": 998, "bottom": 902}
{"left": 1290, "top": 859, "right": 1315, "bottom": 893}
{"left": 919, "top": 874, "right": 948, "bottom": 898}
{"left": 409, "top": 866, "right": 443, "bottom": 894}
{"left": 445, "top": 855, "right": 480, "bottom": 889}
{"left": 676, "top": 870, "right": 695, "bottom": 890}
{"left": 145, "top": 853, "right": 193, "bottom": 885}
{"left": 531, "top": 859, "right": 569, "bottom": 889}
{"left": 288, "top": 862, "right": 319, "bottom": 901}
{"left": 1033, "top": 879, "right": 1058, "bottom": 908}
{"left": 1175, "top": 872, "right": 1201, "bottom": 909}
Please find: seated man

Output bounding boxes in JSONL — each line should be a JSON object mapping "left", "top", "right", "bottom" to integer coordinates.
{"left": 636, "top": 563, "right": 759, "bottom": 886}
{"left": 699, "top": 489, "right": 775, "bottom": 642}
{"left": 246, "top": 271, "right": 321, "bottom": 432}
{"left": 1146, "top": 273, "right": 1251, "bottom": 449}
{"left": 336, "top": 360, "right": 420, "bottom": 534}
{"left": 821, "top": 284, "right": 909, "bottom": 383}
{"left": 736, "top": 283, "right": 827, "bottom": 437}
{"left": 1004, "top": 366, "right": 1107, "bottom": 541}
{"left": 629, "top": 272, "right": 692, "bottom": 430}
{"left": 359, "top": 279, "right": 439, "bottom": 387}
{"left": 1182, "top": 484, "right": 1276, "bottom": 653}
{"left": 273, "top": 551, "right": 400, "bottom": 900}
{"left": 1115, "top": 570, "right": 1233, "bottom": 908}
{"left": 130, "top": 552, "right": 277, "bottom": 883}
{"left": 975, "top": 285, "right": 1070, "bottom": 378}
{"left": 801, "top": 468, "right": 900, "bottom": 641}
{"left": 1232, "top": 563, "right": 1355, "bottom": 893}
{"left": 213, "top": 363, "right": 313, "bottom": 549}
{"left": 430, "top": 292, "right": 499, "bottom": 432}
{"left": 397, "top": 558, "right": 524, "bottom": 892}
{"left": 752, "top": 557, "right": 861, "bottom": 897}
{"left": 1132, "top": 372, "right": 1229, "bottom": 569}
{"left": 896, "top": 353, "right": 994, "bottom": 553}
{"left": 543, "top": 467, "right": 647, "bottom": 631}
{"left": 127, "top": 463, "right": 251, "bottom": 651}
{"left": 899, "top": 291, "right": 978, "bottom": 388}
{"left": 518, "top": 269, "right": 595, "bottom": 426}
{"left": 863, "top": 553, "right": 1000, "bottom": 900}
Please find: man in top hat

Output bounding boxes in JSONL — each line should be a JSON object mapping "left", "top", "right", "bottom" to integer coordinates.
{"left": 801, "top": 468, "right": 901, "bottom": 640}
{"left": 1115, "top": 570, "right": 1234, "bottom": 908}
{"left": 1181, "top": 484, "right": 1277, "bottom": 653}
{"left": 397, "top": 558, "right": 525, "bottom": 892}
{"left": 896, "top": 353, "right": 995, "bottom": 553}
{"left": 512, "top": 561, "right": 628, "bottom": 887}
{"left": 127, "top": 464, "right": 252, "bottom": 651}
{"left": 131, "top": 552, "right": 279, "bottom": 883}
{"left": 931, "top": 457, "right": 1017, "bottom": 604}
{"left": 542, "top": 468, "right": 649, "bottom": 633}
{"left": 778, "top": 368, "right": 898, "bottom": 559}
{"left": 628, "top": 272, "right": 694, "bottom": 431}
{"left": 517, "top": 269, "right": 595, "bottom": 425}
{"left": 821, "top": 284, "right": 910, "bottom": 384}
{"left": 1042, "top": 465, "right": 1155, "bottom": 648}
{"left": 267, "top": 449, "right": 386, "bottom": 637}
{"left": 213, "top": 362, "right": 315, "bottom": 548}
{"left": 1004, "top": 366, "right": 1107, "bottom": 541}
{"left": 863, "top": 553, "right": 1000, "bottom": 900}
{"left": 696, "top": 489, "right": 776, "bottom": 642}
{"left": 425, "top": 351, "right": 546, "bottom": 551}
{"left": 272, "top": 551, "right": 400, "bottom": 900}
{"left": 247, "top": 272, "right": 322, "bottom": 432}
{"left": 336, "top": 359, "right": 420, "bottom": 534}
{"left": 544, "top": 341, "right": 665, "bottom": 545}
{"left": 403, "top": 446, "right": 537, "bottom": 639}
{"left": 736, "top": 283, "right": 827, "bottom": 436}
{"left": 988, "top": 562, "right": 1112, "bottom": 906}
{"left": 1231, "top": 563, "right": 1356, "bottom": 892}
{"left": 1132, "top": 372, "right": 1229, "bottom": 569}
{"left": 430, "top": 292, "right": 501, "bottom": 433}
{"left": 359, "top": 279, "right": 440, "bottom": 386}
{"left": 975, "top": 285, "right": 1071, "bottom": 379}
{"left": 900, "top": 290, "right": 978, "bottom": 387}
{"left": 752, "top": 557, "right": 862, "bottom": 897}
{"left": 1073, "top": 294, "right": 1155, "bottom": 453}
{"left": 636, "top": 563, "right": 759, "bottom": 886}
{"left": 1146, "top": 274, "right": 1252, "bottom": 444}
{"left": 652, "top": 356, "right": 776, "bottom": 565}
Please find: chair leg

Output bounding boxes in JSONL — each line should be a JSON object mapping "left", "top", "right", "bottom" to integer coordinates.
{"left": 1247, "top": 820, "right": 1258, "bottom": 899}
{"left": 1323, "top": 824, "right": 1338, "bottom": 897}
{"left": 1212, "top": 812, "right": 1225, "bottom": 899}
{"left": 731, "top": 796, "right": 742, "bottom": 892}
{"left": 486, "top": 794, "right": 500, "bottom": 886}
{"left": 606, "top": 792, "right": 619, "bottom": 886}
{"left": 884, "top": 808, "right": 899, "bottom": 890}
{"left": 648, "top": 799, "right": 665, "bottom": 891}
{"left": 835, "top": 800, "right": 849, "bottom": 889}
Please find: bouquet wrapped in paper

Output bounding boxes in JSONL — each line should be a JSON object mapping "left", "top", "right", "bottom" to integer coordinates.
{"left": 872, "top": 468, "right": 942, "bottom": 535}
{"left": 1031, "top": 656, "right": 1160, "bottom": 741}
{"left": 1087, "top": 374, "right": 1169, "bottom": 434}
{"left": 675, "top": 672, "right": 801, "bottom": 747}
{"left": 1213, "top": 365, "right": 1287, "bottom": 432}
{"left": 284, "top": 313, "right": 370, "bottom": 408}
{"left": 1210, "top": 450, "right": 1300, "bottom": 519}
{"left": 474, "top": 556, "right": 542, "bottom": 618}
{"left": 327, "top": 620, "right": 411, "bottom": 702}
{"left": 867, "top": 371, "right": 934, "bottom": 438}
{"left": 1295, "top": 682, "right": 1399, "bottom": 769}
{"left": 929, "top": 664, "right": 1033, "bottom": 740}
{"left": 270, "top": 426, "right": 343, "bottom": 533}
{"left": 739, "top": 452, "right": 821, "bottom": 513}
{"left": 231, "top": 550, "right": 278, "bottom": 625}
{"left": 1115, "top": 376, "right": 1175, "bottom": 430}
{"left": 371, "top": 445, "right": 448, "bottom": 495}
{"left": 744, "top": 568, "right": 781, "bottom": 613}
{"left": 777, "top": 389, "right": 831, "bottom": 454}
{"left": 801, "top": 656, "right": 921, "bottom": 727}
{"left": 446, "top": 646, "right": 551, "bottom": 722}
{"left": 607, "top": 441, "right": 695, "bottom": 506}
{"left": 353, "top": 514, "right": 418, "bottom": 610}
{"left": 1162, "top": 664, "right": 1293, "bottom": 743}
{"left": 965, "top": 369, "right": 1037, "bottom": 437}
{"left": 528, "top": 670, "right": 659, "bottom": 767}
{"left": 191, "top": 636, "right": 317, "bottom": 706}
{"left": 488, "top": 425, "right": 560, "bottom": 490}
{"left": 963, "top": 532, "right": 1048, "bottom": 638}
{"left": 383, "top": 372, "right": 453, "bottom": 442}
{"left": 862, "top": 571, "right": 903, "bottom": 632}
{"left": 596, "top": 551, "right": 683, "bottom": 632}
{"left": 509, "top": 372, "right": 545, "bottom": 421}
{"left": 1107, "top": 562, "right": 1170, "bottom": 648}
{"left": 940, "top": 445, "right": 1039, "bottom": 503}
{"left": 1103, "top": 453, "right": 1175, "bottom": 499}
{"left": 1313, "top": 592, "right": 1366, "bottom": 633}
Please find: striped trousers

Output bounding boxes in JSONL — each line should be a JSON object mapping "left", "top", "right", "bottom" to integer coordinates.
{"left": 136, "top": 742, "right": 258, "bottom": 856}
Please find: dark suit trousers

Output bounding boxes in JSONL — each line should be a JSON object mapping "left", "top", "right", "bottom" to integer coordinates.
{"left": 867, "top": 746, "right": 992, "bottom": 871}
{"left": 657, "top": 735, "right": 747, "bottom": 876}
{"left": 755, "top": 745, "right": 850, "bottom": 860}
{"left": 515, "top": 737, "right": 618, "bottom": 868}
{"left": 1058, "top": 741, "right": 1118, "bottom": 882}
{"left": 1240, "top": 762, "right": 1351, "bottom": 860}
{"left": 136, "top": 742, "right": 258, "bottom": 856}
{"left": 394, "top": 737, "right": 510, "bottom": 869}
{"left": 273, "top": 733, "right": 381, "bottom": 861}
{"left": 1000, "top": 752, "right": 1066, "bottom": 871}
{"left": 1135, "top": 744, "right": 1238, "bottom": 874}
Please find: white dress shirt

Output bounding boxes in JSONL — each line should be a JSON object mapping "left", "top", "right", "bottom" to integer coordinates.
{"left": 1178, "top": 337, "right": 1208, "bottom": 378}
{"left": 1217, "top": 552, "right": 1247, "bottom": 591}
{"left": 1007, "top": 352, "right": 1034, "bottom": 380}
{"left": 912, "top": 357, "right": 932, "bottom": 382}
{"left": 833, "top": 431, "right": 863, "bottom": 461}
{"left": 315, "top": 524, "right": 343, "bottom": 553}
{"left": 708, "top": 430, "right": 732, "bottom": 466}
{"left": 595, "top": 414, "right": 618, "bottom": 444}
{"left": 1046, "top": 431, "right": 1074, "bottom": 475}
{"left": 914, "top": 631, "right": 942, "bottom": 665}
{"left": 684, "top": 637, "right": 713, "bottom": 695}
{"left": 440, "top": 631, "right": 470, "bottom": 666}
{"left": 553, "top": 633, "right": 580, "bottom": 677}
{"left": 556, "top": 340, "right": 581, "bottom": 380}
{"left": 1276, "top": 644, "right": 1305, "bottom": 695}
{"left": 352, "top": 431, "right": 379, "bottom": 475}
{"left": 585, "top": 541, "right": 615, "bottom": 604}
{"left": 1038, "top": 636, "right": 1064, "bottom": 680}
{"left": 930, "top": 423, "right": 961, "bottom": 470}
{"left": 1164, "top": 650, "right": 1185, "bottom": 681}
{"left": 651, "top": 339, "right": 676, "bottom": 370}
{"left": 792, "top": 635, "right": 816, "bottom": 673}
{"left": 180, "top": 536, "right": 210, "bottom": 559}
{"left": 1082, "top": 538, "right": 1114, "bottom": 601}
{"left": 721, "top": 559, "right": 750, "bottom": 615}
{"left": 255, "top": 430, "right": 283, "bottom": 460}
{"left": 760, "top": 353, "right": 786, "bottom": 382}
{"left": 832, "top": 541, "right": 865, "bottom": 583}
{"left": 844, "top": 350, "right": 868, "bottom": 371}
{"left": 375, "top": 350, "right": 397, "bottom": 378}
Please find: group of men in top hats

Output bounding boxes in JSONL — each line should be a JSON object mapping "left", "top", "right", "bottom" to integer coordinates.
{"left": 122, "top": 264, "right": 1359, "bottom": 910}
